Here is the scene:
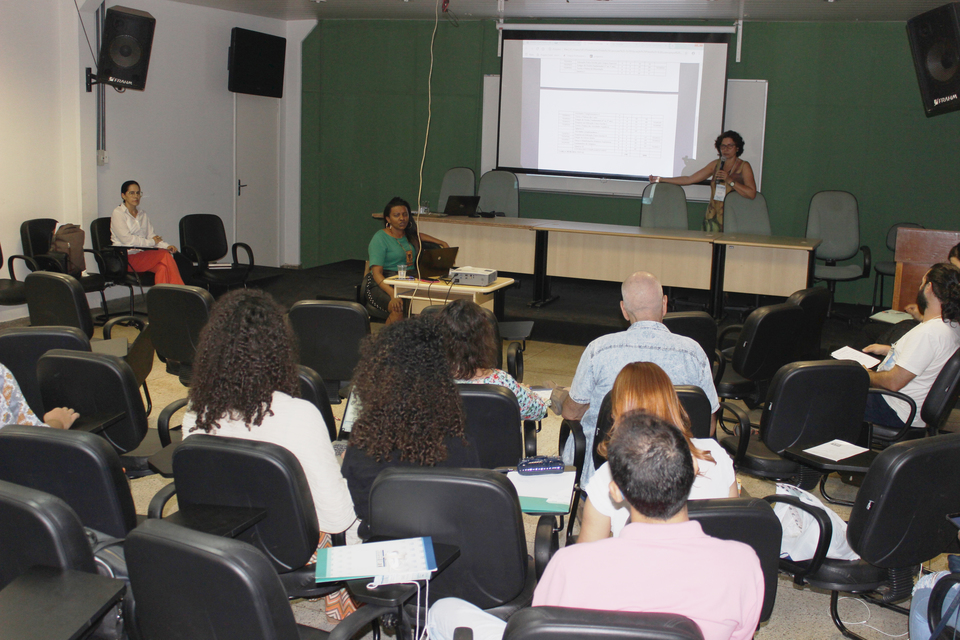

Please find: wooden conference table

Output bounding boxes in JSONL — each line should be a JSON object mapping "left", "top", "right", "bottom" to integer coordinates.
{"left": 413, "top": 215, "right": 819, "bottom": 317}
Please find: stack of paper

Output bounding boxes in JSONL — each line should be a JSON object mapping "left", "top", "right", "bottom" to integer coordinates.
{"left": 315, "top": 537, "right": 437, "bottom": 584}
{"left": 506, "top": 470, "right": 575, "bottom": 513}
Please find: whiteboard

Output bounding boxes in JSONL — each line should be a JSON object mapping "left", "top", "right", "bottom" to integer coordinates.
{"left": 481, "top": 76, "right": 768, "bottom": 202}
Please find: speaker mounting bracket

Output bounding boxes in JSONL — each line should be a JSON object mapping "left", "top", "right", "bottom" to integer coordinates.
{"left": 85, "top": 68, "right": 101, "bottom": 93}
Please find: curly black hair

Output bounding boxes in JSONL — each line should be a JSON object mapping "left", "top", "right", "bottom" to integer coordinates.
{"left": 349, "top": 315, "right": 466, "bottom": 464}
{"left": 714, "top": 130, "right": 745, "bottom": 157}
{"left": 435, "top": 300, "right": 498, "bottom": 380}
{"left": 188, "top": 289, "right": 300, "bottom": 433}
{"left": 927, "top": 262, "right": 960, "bottom": 323}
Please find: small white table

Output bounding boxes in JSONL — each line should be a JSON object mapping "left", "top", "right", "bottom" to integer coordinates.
{"left": 383, "top": 276, "right": 515, "bottom": 320}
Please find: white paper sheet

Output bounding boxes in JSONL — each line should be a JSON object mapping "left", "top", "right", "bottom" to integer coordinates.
{"left": 831, "top": 346, "right": 880, "bottom": 369}
{"left": 803, "top": 439, "right": 869, "bottom": 462}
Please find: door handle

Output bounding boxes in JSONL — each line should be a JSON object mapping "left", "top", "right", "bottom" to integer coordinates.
{"left": 238, "top": 180, "right": 248, "bottom": 196}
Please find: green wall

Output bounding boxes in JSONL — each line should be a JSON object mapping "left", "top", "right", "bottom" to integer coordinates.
{"left": 301, "top": 20, "right": 960, "bottom": 304}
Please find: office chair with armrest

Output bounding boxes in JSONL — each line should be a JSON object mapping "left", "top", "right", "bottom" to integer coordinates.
{"left": 716, "top": 302, "right": 805, "bottom": 410}
{"left": 25, "top": 271, "right": 155, "bottom": 413}
{"left": 663, "top": 311, "right": 725, "bottom": 384}
{"left": 719, "top": 360, "right": 870, "bottom": 491}
{"left": 438, "top": 167, "right": 476, "bottom": 213}
{"left": 0, "top": 326, "right": 91, "bottom": 418}
{"left": 289, "top": 300, "right": 370, "bottom": 405}
{"left": 146, "top": 283, "right": 214, "bottom": 385}
{"left": 805, "top": 191, "right": 871, "bottom": 318}
{"left": 0, "top": 241, "right": 37, "bottom": 308}
{"left": 785, "top": 287, "right": 833, "bottom": 361}
{"left": 178, "top": 213, "right": 254, "bottom": 290}
{"left": 500, "top": 607, "right": 704, "bottom": 640}
{"left": 126, "top": 519, "right": 388, "bottom": 640}
{"left": 19, "top": 218, "right": 110, "bottom": 320}
{"left": 722, "top": 191, "right": 771, "bottom": 235}
{"left": 640, "top": 182, "right": 687, "bottom": 230}
{"left": 0, "top": 480, "right": 127, "bottom": 640}
{"left": 478, "top": 170, "right": 520, "bottom": 217}
{"left": 869, "top": 347, "right": 960, "bottom": 447}
{"left": 90, "top": 216, "right": 154, "bottom": 317}
{"left": 364, "top": 467, "right": 555, "bottom": 622}
{"left": 460, "top": 384, "right": 536, "bottom": 466}
{"left": 764, "top": 433, "right": 960, "bottom": 640}
{"left": 148, "top": 435, "right": 343, "bottom": 600}
{"left": 872, "top": 222, "right": 923, "bottom": 313}
{"left": 0, "top": 425, "right": 139, "bottom": 539}
{"left": 37, "top": 349, "right": 177, "bottom": 477}
{"left": 686, "top": 497, "right": 781, "bottom": 624}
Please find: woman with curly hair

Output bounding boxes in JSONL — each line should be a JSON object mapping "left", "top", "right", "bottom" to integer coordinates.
{"left": 649, "top": 130, "right": 757, "bottom": 231}
{"left": 182, "top": 289, "right": 357, "bottom": 536}
{"left": 435, "top": 300, "right": 547, "bottom": 421}
{"left": 341, "top": 314, "right": 479, "bottom": 523}
{"left": 577, "top": 362, "right": 737, "bottom": 543}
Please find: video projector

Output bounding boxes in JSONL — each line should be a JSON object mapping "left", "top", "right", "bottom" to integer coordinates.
{"left": 450, "top": 266, "right": 497, "bottom": 286}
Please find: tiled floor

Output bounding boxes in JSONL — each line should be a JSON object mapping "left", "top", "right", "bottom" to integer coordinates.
{"left": 114, "top": 322, "right": 951, "bottom": 640}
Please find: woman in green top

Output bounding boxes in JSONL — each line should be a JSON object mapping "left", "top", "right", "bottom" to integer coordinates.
{"left": 364, "top": 197, "right": 448, "bottom": 324}
{"left": 650, "top": 131, "right": 757, "bottom": 232}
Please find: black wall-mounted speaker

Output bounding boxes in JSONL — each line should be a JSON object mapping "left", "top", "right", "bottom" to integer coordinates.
{"left": 97, "top": 5, "right": 156, "bottom": 91}
{"left": 907, "top": 2, "right": 960, "bottom": 117}
{"left": 228, "top": 28, "right": 286, "bottom": 99}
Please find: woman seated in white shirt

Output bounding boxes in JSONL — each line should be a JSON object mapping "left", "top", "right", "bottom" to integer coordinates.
{"left": 110, "top": 180, "right": 185, "bottom": 285}
{"left": 578, "top": 361, "right": 738, "bottom": 543}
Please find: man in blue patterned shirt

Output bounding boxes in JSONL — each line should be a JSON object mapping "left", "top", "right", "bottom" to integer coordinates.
{"left": 561, "top": 271, "right": 719, "bottom": 485}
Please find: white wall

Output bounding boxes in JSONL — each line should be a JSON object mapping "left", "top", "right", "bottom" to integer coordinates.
{"left": 94, "top": 0, "right": 297, "bottom": 258}
{"left": 0, "top": 0, "right": 310, "bottom": 322}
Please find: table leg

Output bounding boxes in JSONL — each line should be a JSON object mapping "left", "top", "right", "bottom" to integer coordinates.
{"left": 530, "top": 229, "right": 559, "bottom": 308}
{"left": 807, "top": 250, "right": 816, "bottom": 288}
{"left": 494, "top": 289, "right": 506, "bottom": 321}
{"left": 710, "top": 243, "right": 725, "bottom": 319}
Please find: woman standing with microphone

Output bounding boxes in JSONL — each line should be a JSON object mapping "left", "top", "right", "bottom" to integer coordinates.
{"left": 650, "top": 130, "right": 757, "bottom": 232}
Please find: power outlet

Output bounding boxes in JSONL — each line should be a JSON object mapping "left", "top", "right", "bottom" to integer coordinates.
{"left": 97, "top": 150, "right": 108, "bottom": 166}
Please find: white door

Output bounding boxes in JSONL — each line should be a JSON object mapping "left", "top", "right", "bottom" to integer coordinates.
{"left": 235, "top": 93, "right": 280, "bottom": 267}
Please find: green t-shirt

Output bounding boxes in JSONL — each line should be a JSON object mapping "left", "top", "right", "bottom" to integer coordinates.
{"left": 369, "top": 229, "right": 414, "bottom": 271}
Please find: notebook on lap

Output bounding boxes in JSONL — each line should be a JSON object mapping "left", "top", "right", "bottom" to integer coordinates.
{"left": 416, "top": 247, "right": 458, "bottom": 279}
{"left": 443, "top": 196, "right": 481, "bottom": 216}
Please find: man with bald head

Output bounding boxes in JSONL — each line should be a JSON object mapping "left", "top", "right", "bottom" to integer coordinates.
{"left": 561, "top": 271, "right": 719, "bottom": 485}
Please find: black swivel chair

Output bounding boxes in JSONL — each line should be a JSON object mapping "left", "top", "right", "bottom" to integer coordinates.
{"left": 765, "top": 433, "right": 960, "bottom": 640}
{"left": 785, "top": 287, "right": 833, "bottom": 361}
{"left": 0, "top": 425, "right": 139, "bottom": 539}
{"left": 0, "top": 241, "right": 37, "bottom": 308}
{"left": 89, "top": 216, "right": 154, "bottom": 317}
{"left": 716, "top": 302, "right": 805, "bottom": 410}
{"left": 364, "top": 467, "right": 554, "bottom": 621}
{"left": 148, "top": 435, "right": 343, "bottom": 600}
{"left": 37, "top": 349, "right": 175, "bottom": 477}
{"left": 663, "top": 311, "right": 725, "bottom": 384}
{"left": 687, "top": 498, "right": 782, "bottom": 625}
{"left": 0, "top": 326, "right": 91, "bottom": 418}
{"left": 460, "top": 384, "right": 535, "bottom": 467}
{"left": 289, "top": 300, "right": 370, "bottom": 404}
{"left": 178, "top": 213, "right": 254, "bottom": 290}
{"left": 126, "top": 519, "right": 388, "bottom": 640}
{"left": 146, "top": 283, "right": 214, "bottom": 385}
{"left": 19, "top": 218, "right": 109, "bottom": 319}
{"left": 0, "top": 480, "right": 127, "bottom": 639}
{"left": 25, "top": 271, "right": 155, "bottom": 413}
{"left": 501, "top": 607, "right": 705, "bottom": 640}
{"left": 719, "top": 360, "right": 870, "bottom": 491}
{"left": 298, "top": 364, "right": 339, "bottom": 442}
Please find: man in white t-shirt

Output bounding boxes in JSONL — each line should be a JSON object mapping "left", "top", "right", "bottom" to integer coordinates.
{"left": 862, "top": 263, "right": 960, "bottom": 428}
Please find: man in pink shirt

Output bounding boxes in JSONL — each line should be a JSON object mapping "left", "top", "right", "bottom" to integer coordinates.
{"left": 428, "top": 413, "right": 764, "bottom": 640}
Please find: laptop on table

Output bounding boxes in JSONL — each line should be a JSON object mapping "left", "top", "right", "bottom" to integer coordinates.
{"left": 416, "top": 247, "right": 458, "bottom": 279}
{"left": 443, "top": 196, "right": 481, "bottom": 216}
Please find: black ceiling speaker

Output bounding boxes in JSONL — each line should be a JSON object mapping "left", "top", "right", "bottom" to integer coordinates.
{"left": 96, "top": 6, "right": 156, "bottom": 91}
{"left": 907, "top": 2, "right": 960, "bottom": 117}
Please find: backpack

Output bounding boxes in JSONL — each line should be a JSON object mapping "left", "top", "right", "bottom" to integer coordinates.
{"left": 51, "top": 223, "right": 86, "bottom": 276}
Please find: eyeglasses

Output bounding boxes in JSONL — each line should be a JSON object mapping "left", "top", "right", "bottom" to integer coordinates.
{"left": 125, "top": 191, "right": 142, "bottom": 196}
{"left": 719, "top": 144, "right": 737, "bottom": 150}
